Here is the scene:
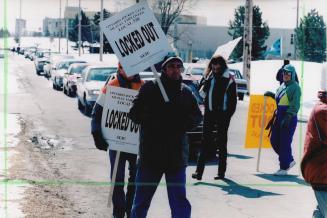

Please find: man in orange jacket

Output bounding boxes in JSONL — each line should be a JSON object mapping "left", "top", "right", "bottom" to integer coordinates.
{"left": 91, "top": 63, "right": 144, "bottom": 218}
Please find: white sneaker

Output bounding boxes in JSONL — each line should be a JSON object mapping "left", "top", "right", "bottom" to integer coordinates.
{"left": 274, "top": 161, "right": 296, "bottom": 176}
{"left": 286, "top": 161, "right": 296, "bottom": 171}
{"left": 274, "top": 169, "right": 288, "bottom": 176}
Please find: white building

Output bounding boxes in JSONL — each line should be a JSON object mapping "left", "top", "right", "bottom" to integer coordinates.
{"left": 15, "top": 19, "right": 26, "bottom": 38}
{"left": 42, "top": 17, "right": 65, "bottom": 37}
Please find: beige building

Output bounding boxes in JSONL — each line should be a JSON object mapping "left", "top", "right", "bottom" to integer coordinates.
{"left": 174, "top": 24, "right": 296, "bottom": 61}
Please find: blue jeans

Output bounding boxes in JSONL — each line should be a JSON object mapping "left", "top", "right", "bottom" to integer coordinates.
{"left": 109, "top": 150, "right": 137, "bottom": 218}
{"left": 131, "top": 166, "right": 191, "bottom": 218}
{"left": 313, "top": 190, "right": 327, "bottom": 218}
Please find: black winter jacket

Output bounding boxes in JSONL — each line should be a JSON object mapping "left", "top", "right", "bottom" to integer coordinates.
{"left": 201, "top": 70, "right": 237, "bottom": 117}
{"left": 129, "top": 74, "right": 202, "bottom": 170}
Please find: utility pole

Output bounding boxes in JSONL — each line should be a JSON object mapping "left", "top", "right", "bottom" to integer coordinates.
{"left": 66, "top": 0, "right": 69, "bottom": 54}
{"left": 242, "top": 0, "right": 253, "bottom": 94}
{"left": 78, "top": 0, "right": 81, "bottom": 56}
{"left": 19, "top": 0, "right": 22, "bottom": 19}
{"left": 294, "top": 0, "right": 299, "bottom": 60}
{"left": 59, "top": 0, "right": 62, "bottom": 53}
{"left": 99, "top": 0, "right": 104, "bottom": 61}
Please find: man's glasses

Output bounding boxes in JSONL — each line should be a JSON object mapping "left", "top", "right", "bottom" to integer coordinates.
{"left": 166, "top": 64, "right": 184, "bottom": 71}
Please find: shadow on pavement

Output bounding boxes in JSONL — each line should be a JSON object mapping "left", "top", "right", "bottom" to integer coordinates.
{"left": 194, "top": 178, "right": 281, "bottom": 198}
{"left": 227, "top": 153, "right": 253, "bottom": 159}
{"left": 189, "top": 153, "right": 253, "bottom": 165}
{"left": 255, "top": 174, "right": 307, "bottom": 185}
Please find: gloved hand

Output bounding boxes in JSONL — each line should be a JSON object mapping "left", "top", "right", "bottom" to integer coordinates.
{"left": 281, "top": 113, "right": 293, "bottom": 129}
{"left": 92, "top": 131, "right": 109, "bottom": 151}
{"left": 264, "top": 91, "right": 275, "bottom": 99}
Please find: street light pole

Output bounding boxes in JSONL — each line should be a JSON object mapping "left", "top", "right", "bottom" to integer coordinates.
{"left": 100, "top": 0, "right": 104, "bottom": 61}
{"left": 294, "top": 0, "right": 299, "bottom": 60}
{"left": 242, "top": 0, "right": 253, "bottom": 94}
{"left": 59, "top": 0, "right": 62, "bottom": 53}
{"left": 66, "top": 0, "right": 69, "bottom": 54}
{"left": 78, "top": 0, "right": 81, "bottom": 56}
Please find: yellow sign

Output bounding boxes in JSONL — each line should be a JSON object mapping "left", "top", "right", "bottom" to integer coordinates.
{"left": 245, "top": 95, "right": 276, "bottom": 148}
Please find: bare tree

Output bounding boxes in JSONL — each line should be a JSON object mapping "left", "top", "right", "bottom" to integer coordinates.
{"left": 152, "top": 0, "right": 192, "bottom": 35}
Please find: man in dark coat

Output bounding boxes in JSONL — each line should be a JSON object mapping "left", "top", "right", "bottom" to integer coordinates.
{"left": 129, "top": 55, "right": 202, "bottom": 218}
{"left": 192, "top": 55, "right": 237, "bottom": 181}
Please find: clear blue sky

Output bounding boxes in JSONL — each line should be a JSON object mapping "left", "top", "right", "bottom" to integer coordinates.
{"left": 0, "top": 0, "right": 326, "bottom": 33}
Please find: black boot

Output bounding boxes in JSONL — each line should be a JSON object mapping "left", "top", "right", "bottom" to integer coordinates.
{"left": 192, "top": 172, "right": 202, "bottom": 181}
{"left": 214, "top": 173, "right": 225, "bottom": 180}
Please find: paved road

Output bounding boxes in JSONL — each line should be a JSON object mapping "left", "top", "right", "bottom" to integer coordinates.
{"left": 2, "top": 54, "right": 317, "bottom": 217}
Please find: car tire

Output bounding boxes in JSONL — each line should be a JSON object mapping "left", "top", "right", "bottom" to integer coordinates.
{"left": 238, "top": 93, "right": 244, "bottom": 101}
{"left": 36, "top": 70, "right": 40, "bottom": 75}
{"left": 52, "top": 82, "right": 56, "bottom": 90}
{"left": 84, "top": 104, "right": 91, "bottom": 116}
{"left": 66, "top": 87, "right": 70, "bottom": 96}
{"left": 63, "top": 85, "right": 67, "bottom": 95}
{"left": 78, "top": 98, "right": 83, "bottom": 110}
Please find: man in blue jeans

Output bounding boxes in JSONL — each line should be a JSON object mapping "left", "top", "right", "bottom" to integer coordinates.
{"left": 129, "top": 55, "right": 202, "bottom": 218}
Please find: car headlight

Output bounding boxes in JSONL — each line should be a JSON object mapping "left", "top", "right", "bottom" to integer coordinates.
{"left": 88, "top": 90, "right": 100, "bottom": 95}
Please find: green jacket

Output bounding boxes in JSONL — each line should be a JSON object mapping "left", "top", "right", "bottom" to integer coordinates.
{"left": 275, "top": 80, "right": 301, "bottom": 116}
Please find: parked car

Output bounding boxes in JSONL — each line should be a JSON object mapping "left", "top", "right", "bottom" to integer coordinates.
{"left": 35, "top": 58, "right": 50, "bottom": 75}
{"left": 63, "top": 63, "right": 90, "bottom": 96}
{"left": 24, "top": 47, "right": 37, "bottom": 60}
{"left": 229, "top": 68, "right": 248, "bottom": 101}
{"left": 184, "top": 62, "right": 248, "bottom": 101}
{"left": 76, "top": 66, "right": 117, "bottom": 115}
{"left": 183, "top": 62, "right": 206, "bottom": 82}
{"left": 52, "top": 59, "right": 87, "bottom": 90}
{"left": 44, "top": 54, "right": 75, "bottom": 78}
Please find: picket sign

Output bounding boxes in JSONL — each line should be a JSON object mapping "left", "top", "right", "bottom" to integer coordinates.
{"left": 151, "top": 65, "right": 169, "bottom": 102}
{"left": 107, "top": 150, "right": 121, "bottom": 209}
{"left": 256, "top": 96, "right": 267, "bottom": 172}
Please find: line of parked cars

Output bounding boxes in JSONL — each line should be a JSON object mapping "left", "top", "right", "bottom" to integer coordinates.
{"left": 25, "top": 50, "right": 248, "bottom": 159}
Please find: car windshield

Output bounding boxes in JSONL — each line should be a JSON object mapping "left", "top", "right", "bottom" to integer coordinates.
{"left": 229, "top": 69, "right": 243, "bottom": 79}
{"left": 87, "top": 68, "right": 117, "bottom": 81}
{"left": 70, "top": 65, "right": 88, "bottom": 74}
{"left": 59, "top": 61, "right": 85, "bottom": 70}
{"left": 191, "top": 67, "right": 205, "bottom": 76}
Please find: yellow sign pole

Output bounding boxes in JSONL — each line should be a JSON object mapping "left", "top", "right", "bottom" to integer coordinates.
{"left": 256, "top": 96, "right": 267, "bottom": 172}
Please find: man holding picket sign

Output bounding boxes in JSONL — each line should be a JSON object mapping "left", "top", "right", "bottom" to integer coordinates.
{"left": 91, "top": 63, "right": 144, "bottom": 218}
{"left": 99, "top": 1, "right": 202, "bottom": 217}
{"left": 129, "top": 54, "right": 202, "bottom": 218}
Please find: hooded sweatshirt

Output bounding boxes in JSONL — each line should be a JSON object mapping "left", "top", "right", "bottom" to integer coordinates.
{"left": 275, "top": 64, "right": 301, "bottom": 117}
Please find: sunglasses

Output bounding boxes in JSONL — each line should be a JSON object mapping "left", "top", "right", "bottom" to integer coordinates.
{"left": 166, "top": 64, "right": 184, "bottom": 70}
{"left": 283, "top": 70, "right": 292, "bottom": 75}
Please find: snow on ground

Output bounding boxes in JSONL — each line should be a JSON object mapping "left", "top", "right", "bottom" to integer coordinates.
{"left": 0, "top": 113, "right": 28, "bottom": 218}
{"left": 230, "top": 60, "right": 324, "bottom": 119}
{"left": 1, "top": 56, "right": 28, "bottom": 217}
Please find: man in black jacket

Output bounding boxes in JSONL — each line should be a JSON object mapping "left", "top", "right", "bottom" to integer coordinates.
{"left": 192, "top": 55, "right": 237, "bottom": 181}
{"left": 128, "top": 55, "right": 202, "bottom": 218}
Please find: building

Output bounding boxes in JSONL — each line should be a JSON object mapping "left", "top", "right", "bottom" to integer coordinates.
{"left": 43, "top": 17, "right": 65, "bottom": 37}
{"left": 15, "top": 18, "right": 26, "bottom": 38}
{"left": 64, "top": 6, "right": 97, "bottom": 32}
{"left": 174, "top": 24, "right": 297, "bottom": 61}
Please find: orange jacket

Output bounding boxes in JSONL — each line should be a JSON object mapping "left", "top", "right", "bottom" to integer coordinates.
{"left": 101, "top": 75, "right": 144, "bottom": 94}
{"left": 302, "top": 101, "right": 327, "bottom": 190}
